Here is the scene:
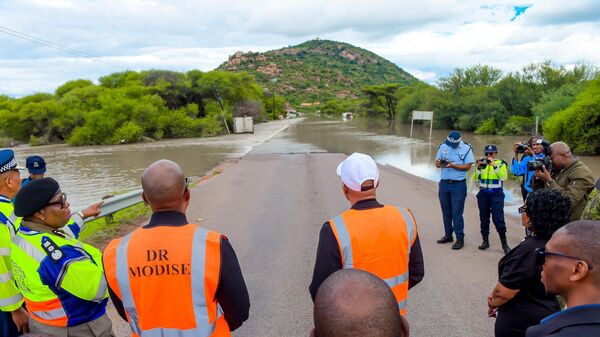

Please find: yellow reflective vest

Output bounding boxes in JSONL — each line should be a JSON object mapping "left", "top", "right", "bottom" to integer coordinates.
{"left": 472, "top": 159, "right": 508, "bottom": 190}
{"left": 0, "top": 195, "right": 23, "bottom": 311}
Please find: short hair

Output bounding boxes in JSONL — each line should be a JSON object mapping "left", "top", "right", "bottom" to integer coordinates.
{"left": 559, "top": 220, "right": 600, "bottom": 283}
{"left": 314, "top": 269, "right": 402, "bottom": 337}
{"left": 525, "top": 189, "right": 571, "bottom": 239}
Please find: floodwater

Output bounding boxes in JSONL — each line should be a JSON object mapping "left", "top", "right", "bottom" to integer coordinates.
{"left": 253, "top": 116, "right": 600, "bottom": 213}
{"left": 12, "top": 116, "right": 598, "bottom": 213}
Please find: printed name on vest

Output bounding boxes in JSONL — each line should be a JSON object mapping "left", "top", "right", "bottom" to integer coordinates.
{"left": 128, "top": 249, "right": 191, "bottom": 277}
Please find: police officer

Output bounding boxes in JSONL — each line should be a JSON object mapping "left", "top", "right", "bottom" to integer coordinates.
{"left": 472, "top": 144, "right": 510, "bottom": 254}
{"left": 511, "top": 138, "right": 548, "bottom": 201}
{"left": 22, "top": 156, "right": 46, "bottom": 188}
{"left": 309, "top": 153, "right": 424, "bottom": 316}
{"left": 435, "top": 131, "right": 474, "bottom": 250}
{"left": 0, "top": 150, "right": 28, "bottom": 336}
{"left": 103, "top": 160, "right": 250, "bottom": 336}
{"left": 11, "top": 177, "right": 112, "bottom": 336}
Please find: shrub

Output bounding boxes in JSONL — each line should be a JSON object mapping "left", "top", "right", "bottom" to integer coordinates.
{"left": 112, "top": 121, "right": 144, "bottom": 144}
{"left": 475, "top": 118, "right": 496, "bottom": 135}
{"left": 499, "top": 116, "right": 535, "bottom": 135}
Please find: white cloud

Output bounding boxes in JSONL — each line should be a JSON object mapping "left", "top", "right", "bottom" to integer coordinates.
{"left": 0, "top": 0, "right": 599, "bottom": 96}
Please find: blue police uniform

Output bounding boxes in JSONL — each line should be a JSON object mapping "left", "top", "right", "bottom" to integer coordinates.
{"left": 436, "top": 133, "right": 474, "bottom": 245}
{"left": 511, "top": 153, "right": 545, "bottom": 201}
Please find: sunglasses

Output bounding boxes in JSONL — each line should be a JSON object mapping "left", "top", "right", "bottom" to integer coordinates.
{"left": 47, "top": 193, "right": 67, "bottom": 209}
{"left": 535, "top": 248, "right": 593, "bottom": 269}
{"left": 484, "top": 153, "right": 495, "bottom": 156}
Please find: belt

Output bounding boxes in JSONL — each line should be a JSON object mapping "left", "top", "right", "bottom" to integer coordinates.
{"left": 441, "top": 179, "right": 466, "bottom": 184}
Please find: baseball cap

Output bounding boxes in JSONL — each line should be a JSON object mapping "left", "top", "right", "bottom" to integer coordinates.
{"left": 445, "top": 131, "right": 461, "bottom": 148}
{"left": 336, "top": 153, "right": 379, "bottom": 192}
{"left": 26, "top": 155, "right": 46, "bottom": 174}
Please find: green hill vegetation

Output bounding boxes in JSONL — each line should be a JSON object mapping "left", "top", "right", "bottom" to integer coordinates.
{"left": 217, "top": 39, "right": 417, "bottom": 107}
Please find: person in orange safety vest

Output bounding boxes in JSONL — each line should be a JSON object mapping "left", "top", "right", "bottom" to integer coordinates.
{"left": 309, "top": 153, "right": 425, "bottom": 316}
{"left": 103, "top": 160, "right": 249, "bottom": 337}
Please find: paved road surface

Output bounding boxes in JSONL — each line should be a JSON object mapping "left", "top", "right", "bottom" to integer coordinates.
{"left": 107, "top": 139, "right": 524, "bottom": 336}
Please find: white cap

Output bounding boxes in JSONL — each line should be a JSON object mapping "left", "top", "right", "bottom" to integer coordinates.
{"left": 336, "top": 153, "right": 380, "bottom": 192}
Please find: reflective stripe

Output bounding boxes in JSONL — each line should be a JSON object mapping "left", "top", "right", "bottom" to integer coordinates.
{"left": 12, "top": 235, "right": 46, "bottom": 262}
{"left": 92, "top": 275, "right": 108, "bottom": 303}
{"left": 397, "top": 208, "right": 415, "bottom": 256}
{"left": 0, "top": 293, "right": 23, "bottom": 307}
{"left": 0, "top": 247, "right": 9, "bottom": 256}
{"left": 32, "top": 307, "right": 67, "bottom": 320}
{"left": 55, "top": 256, "right": 88, "bottom": 289}
{"left": 116, "top": 228, "right": 218, "bottom": 337}
{"left": 398, "top": 299, "right": 408, "bottom": 311}
{"left": 115, "top": 233, "right": 142, "bottom": 335}
{"left": 383, "top": 272, "right": 409, "bottom": 288}
{"left": 0, "top": 271, "right": 12, "bottom": 282}
{"left": 332, "top": 215, "right": 353, "bottom": 269}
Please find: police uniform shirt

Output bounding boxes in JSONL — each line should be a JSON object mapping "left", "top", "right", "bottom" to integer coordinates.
{"left": 436, "top": 141, "right": 475, "bottom": 180}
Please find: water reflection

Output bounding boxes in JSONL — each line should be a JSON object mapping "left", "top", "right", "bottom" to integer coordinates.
{"left": 261, "top": 116, "right": 599, "bottom": 212}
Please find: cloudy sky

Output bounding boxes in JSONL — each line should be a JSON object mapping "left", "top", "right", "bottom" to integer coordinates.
{"left": 1, "top": 0, "right": 599, "bottom": 97}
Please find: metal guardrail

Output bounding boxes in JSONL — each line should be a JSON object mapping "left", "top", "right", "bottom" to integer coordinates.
{"left": 80, "top": 176, "right": 199, "bottom": 223}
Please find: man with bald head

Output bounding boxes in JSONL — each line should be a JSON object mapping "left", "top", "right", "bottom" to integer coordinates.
{"left": 525, "top": 220, "right": 600, "bottom": 336}
{"left": 534, "top": 142, "right": 595, "bottom": 220}
{"left": 312, "top": 269, "right": 409, "bottom": 337}
{"left": 103, "top": 160, "right": 250, "bottom": 336}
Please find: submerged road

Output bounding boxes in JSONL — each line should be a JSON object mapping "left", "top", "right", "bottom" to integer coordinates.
{"left": 183, "top": 152, "right": 522, "bottom": 337}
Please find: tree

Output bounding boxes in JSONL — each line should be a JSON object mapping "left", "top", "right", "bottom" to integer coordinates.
{"left": 362, "top": 83, "right": 406, "bottom": 120}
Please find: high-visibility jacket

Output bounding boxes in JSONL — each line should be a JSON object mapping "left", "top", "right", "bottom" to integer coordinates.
{"left": 103, "top": 224, "right": 230, "bottom": 337}
{"left": 0, "top": 195, "right": 23, "bottom": 312}
{"left": 10, "top": 222, "right": 108, "bottom": 327}
{"left": 329, "top": 206, "right": 417, "bottom": 315}
{"left": 472, "top": 159, "right": 508, "bottom": 191}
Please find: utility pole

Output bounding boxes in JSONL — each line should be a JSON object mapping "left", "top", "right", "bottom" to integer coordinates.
{"left": 210, "top": 84, "right": 231, "bottom": 135}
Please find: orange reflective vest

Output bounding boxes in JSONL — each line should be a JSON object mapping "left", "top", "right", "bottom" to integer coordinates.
{"left": 329, "top": 206, "right": 417, "bottom": 315}
{"left": 103, "top": 224, "right": 230, "bottom": 337}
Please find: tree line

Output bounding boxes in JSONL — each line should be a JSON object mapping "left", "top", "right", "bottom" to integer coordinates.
{"left": 322, "top": 62, "right": 600, "bottom": 155}
{"left": 0, "top": 70, "right": 284, "bottom": 146}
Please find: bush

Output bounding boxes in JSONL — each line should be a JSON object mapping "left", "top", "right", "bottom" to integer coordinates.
{"left": 112, "top": 121, "right": 144, "bottom": 144}
{"left": 475, "top": 118, "right": 496, "bottom": 135}
{"left": 499, "top": 116, "right": 534, "bottom": 135}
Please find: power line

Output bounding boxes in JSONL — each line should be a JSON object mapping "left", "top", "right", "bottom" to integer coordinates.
{"left": 0, "top": 25, "right": 127, "bottom": 69}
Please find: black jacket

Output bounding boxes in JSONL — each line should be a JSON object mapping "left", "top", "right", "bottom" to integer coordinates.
{"left": 309, "top": 199, "right": 425, "bottom": 300}
{"left": 106, "top": 211, "right": 250, "bottom": 331}
{"left": 525, "top": 304, "right": 600, "bottom": 337}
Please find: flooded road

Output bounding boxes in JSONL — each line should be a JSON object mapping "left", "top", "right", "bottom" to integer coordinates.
{"left": 12, "top": 116, "right": 598, "bottom": 212}
{"left": 253, "top": 116, "right": 600, "bottom": 212}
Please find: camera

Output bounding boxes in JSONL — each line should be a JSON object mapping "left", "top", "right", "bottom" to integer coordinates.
{"left": 477, "top": 158, "right": 491, "bottom": 170}
{"left": 439, "top": 158, "right": 450, "bottom": 166}
{"left": 527, "top": 156, "right": 553, "bottom": 172}
{"left": 516, "top": 143, "right": 528, "bottom": 153}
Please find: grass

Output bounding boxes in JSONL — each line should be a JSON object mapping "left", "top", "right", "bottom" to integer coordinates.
{"left": 79, "top": 202, "right": 151, "bottom": 247}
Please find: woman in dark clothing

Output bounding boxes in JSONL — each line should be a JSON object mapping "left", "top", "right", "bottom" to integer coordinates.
{"left": 487, "top": 189, "right": 571, "bottom": 337}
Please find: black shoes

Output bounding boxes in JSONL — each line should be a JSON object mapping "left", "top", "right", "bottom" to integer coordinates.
{"left": 452, "top": 240, "right": 464, "bottom": 250}
{"left": 501, "top": 241, "right": 511, "bottom": 254}
{"left": 437, "top": 236, "right": 454, "bottom": 244}
{"left": 478, "top": 240, "right": 490, "bottom": 250}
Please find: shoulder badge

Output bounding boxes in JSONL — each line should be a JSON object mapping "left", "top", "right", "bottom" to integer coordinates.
{"left": 41, "top": 236, "right": 64, "bottom": 263}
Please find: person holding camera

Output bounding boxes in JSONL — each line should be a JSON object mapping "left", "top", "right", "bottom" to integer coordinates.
{"left": 510, "top": 138, "right": 547, "bottom": 201}
{"left": 435, "top": 131, "right": 474, "bottom": 250}
{"left": 472, "top": 145, "right": 510, "bottom": 254}
{"left": 533, "top": 141, "right": 595, "bottom": 221}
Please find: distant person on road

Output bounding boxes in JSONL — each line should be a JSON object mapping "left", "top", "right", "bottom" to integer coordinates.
{"left": 309, "top": 153, "right": 424, "bottom": 316}
{"left": 103, "top": 160, "right": 250, "bottom": 336}
{"left": 525, "top": 220, "right": 600, "bottom": 337}
{"left": 511, "top": 138, "right": 546, "bottom": 201}
{"left": 472, "top": 144, "right": 510, "bottom": 254}
{"left": 487, "top": 189, "right": 570, "bottom": 337}
{"left": 581, "top": 178, "right": 600, "bottom": 220}
{"left": 11, "top": 178, "right": 110, "bottom": 336}
{"left": 311, "top": 269, "right": 409, "bottom": 337}
{"left": 435, "top": 131, "right": 474, "bottom": 250}
{"left": 533, "top": 141, "right": 595, "bottom": 221}
{"left": 22, "top": 155, "right": 46, "bottom": 188}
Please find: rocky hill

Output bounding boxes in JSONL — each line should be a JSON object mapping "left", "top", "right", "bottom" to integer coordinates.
{"left": 217, "top": 39, "right": 418, "bottom": 108}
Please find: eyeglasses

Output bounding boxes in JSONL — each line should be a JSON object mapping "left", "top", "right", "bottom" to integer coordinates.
{"left": 484, "top": 153, "right": 495, "bottom": 156}
{"left": 535, "top": 248, "right": 593, "bottom": 269}
{"left": 47, "top": 193, "right": 67, "bottom": 209}
{"left": 518, "top": 205, "right": 527, "bottom": 214}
